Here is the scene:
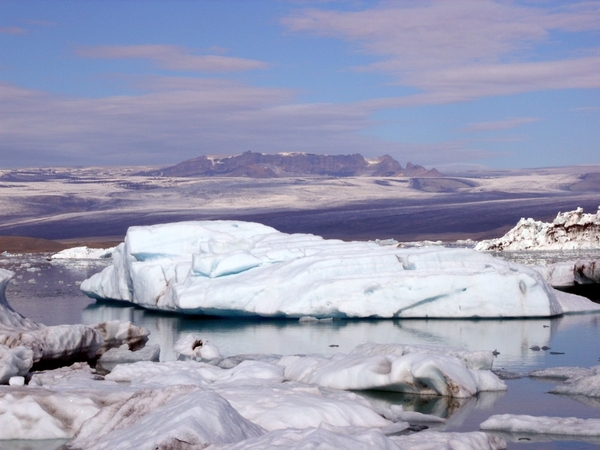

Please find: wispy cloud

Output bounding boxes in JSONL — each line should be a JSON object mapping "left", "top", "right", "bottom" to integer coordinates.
{"left": 462, "top": 117, "right": 541, "bottom": 133}
{"left": 282, "top": 0, "right": 600, "bottom": 104}
{"left": 76, "top": 45, "right": 268, "bottom": 72}
{"left": 0, "top": 26, "right": 27, "bottom": 35}
{"left": 570, "top": 106, "right": 600, "bottom": 112}
{"left": 0, "top": 77, "right": 485, "bottom": 168}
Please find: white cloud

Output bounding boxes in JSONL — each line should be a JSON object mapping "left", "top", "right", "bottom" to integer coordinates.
{"left": 462, "top": 117, "right": 541, "bottom": 133}
{"left": 282, "top": 0, "right": 600, "bottom": 103}
{"left": 0, "top": 77, "right": 490, "bottom": 168}
{"left": 0, "top": 26, "right": 27, "bottom": 35}
{"left": 77, "top": 45, "right": 268, "bottom": 72}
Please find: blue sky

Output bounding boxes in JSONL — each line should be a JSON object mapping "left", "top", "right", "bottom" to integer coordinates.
{"left": 1, "top": 0, "right": 598, "bottom": 170}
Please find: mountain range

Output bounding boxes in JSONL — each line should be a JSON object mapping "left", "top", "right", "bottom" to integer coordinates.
{"left": 140, "top": 152, "right": 442, "bottom": 178}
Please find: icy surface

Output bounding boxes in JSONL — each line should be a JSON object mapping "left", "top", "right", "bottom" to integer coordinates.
{"left": 96, "top": 344, "right": 160, "bottom": 373}
{"left": 0, "top": 269, "right": 102, "bottom": 377}
{"left": 476, "top": 207, "right": 600, "bottom": 251}
{"left": 51, "top": 246, "right": 115, "bottom": 260}
{"left": 535, "top": 259, "right": 600, "bottom": 287}
{"left": 277, "top": 348, "right": 505, "bottom": 397}
{"left": 0, "top": 269, "right": 153, "bottom": 384}
{"left": 174, "top": 334, "right": 221, "bottom": 361}
{"left": 214, "top": 427, "right": 505, "bottom": 450}
{"left": 480, "top": 414, "right": 600, "bottom": 437}
{"left": 80, "top": 220, "right": 600, "bottom": 318}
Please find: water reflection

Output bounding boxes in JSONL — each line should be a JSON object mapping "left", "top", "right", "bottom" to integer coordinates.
{"left": 83, "top": 301, "right": 560, "bottom": 371}
{"left": 355, "top": 389, "right": 505, "bottom": 425}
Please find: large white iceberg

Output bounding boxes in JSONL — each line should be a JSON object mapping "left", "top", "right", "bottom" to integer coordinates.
{"left": 81, "top": 220, "right": 599, "bottom": 318}
{"left": 476, "top": 207, "right": 600, "bottom": 251}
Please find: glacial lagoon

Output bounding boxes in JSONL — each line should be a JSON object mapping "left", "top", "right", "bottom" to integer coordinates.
{"left": 2, "top": 249, "right": 600, "bottom": 449}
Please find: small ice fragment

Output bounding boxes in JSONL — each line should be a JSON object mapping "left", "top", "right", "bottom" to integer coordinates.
{"left": 9, "top": 376, "right": 25, "bottom": 386}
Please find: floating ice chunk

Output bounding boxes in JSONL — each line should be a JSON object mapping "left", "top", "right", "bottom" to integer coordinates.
{"left": 529, "top": 366, "right": 600, "bottom": 380}
{"left": 550, "top": 374, "right": 600, "bottom": 398}
{"left": 8, "top": 375, "right": 24, "bottom": 386}
{"left": 96, "top": 344, "right": 160, "bottom": 373}
{"left": 533, "top": 365, "right": 600, "bottom": 398}
{"left": 80, "top": 220, "right": 592, "bottom": 318}
{"left": 51, "top": 246, "right": 115, "bottom": 260}
{"left": 91, "top": 320, "right": 150, "bottom": 353}
{"left": 278, "top": 350, "right": 506, "bottom": 397}
{"left": 480, "top": 414, "right": 600, "bottom": 437}
{"left": 174, "top": 334, "right": 221, "bottom": 361}
{"left": 552, "top": 290, "right": 600, "bottom": 314}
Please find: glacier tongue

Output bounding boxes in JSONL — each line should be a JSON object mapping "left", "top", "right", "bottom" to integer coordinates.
{"left": 80, "top": 220, "right": 600, "bottom": 318}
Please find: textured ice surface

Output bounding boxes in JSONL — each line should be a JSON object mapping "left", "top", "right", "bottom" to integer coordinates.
{"left": 51, "top": 246, "right": 115, "bottom": 260}
{"left": 476, "top": 207, "right": 600, "bottom": 251}
{"left": 0, "top": 269, "right": 153, "bottom": 384}
{"left": 278, "top": 349, "right": 505, "bottom": 397}
{"left": 80, "top": 220, "right": 600, "bottom": 318}
{"left": 481, "top": 414, "right": 600, "bottom": 437}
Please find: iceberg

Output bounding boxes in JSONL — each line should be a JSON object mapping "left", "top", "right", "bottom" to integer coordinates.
{"left": 81, "top": 220, "right": 599, "bottom": 318}
{"left": 476, "top": 207, "right": 600, "bottom": 251}
{"left": 51, "top": 246, "right": 115, "bottom": 260}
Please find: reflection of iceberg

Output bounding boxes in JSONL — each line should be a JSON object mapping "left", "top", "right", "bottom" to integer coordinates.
{"left": 82, "top": 301, "right": 552, "bottom": 370}
{"left": 81, "top": 220, "right": 598, "bottom": 318}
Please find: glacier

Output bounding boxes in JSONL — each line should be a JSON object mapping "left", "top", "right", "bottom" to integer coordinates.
{"left": 80, "top": 220, "right": 600, "bottom": 318}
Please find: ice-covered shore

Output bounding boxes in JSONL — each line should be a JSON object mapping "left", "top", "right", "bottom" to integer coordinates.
{"left": 80, "top": 220, "right": 600, "bottom": 318}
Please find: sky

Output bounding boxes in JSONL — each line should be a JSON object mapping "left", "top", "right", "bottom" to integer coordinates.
{"left": 0, "top": 0, "right": 599, "bottom": 171}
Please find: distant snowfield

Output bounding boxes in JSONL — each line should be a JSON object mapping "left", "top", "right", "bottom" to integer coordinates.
{"left": 1, "top": 164, "right": 599, "bottom": 240}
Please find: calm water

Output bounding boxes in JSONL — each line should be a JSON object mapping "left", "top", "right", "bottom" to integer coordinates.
{"left": 2, "top": 250, "right": 600, "bottom": 449}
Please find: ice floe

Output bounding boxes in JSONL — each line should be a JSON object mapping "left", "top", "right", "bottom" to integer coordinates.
{"left": 476, "top": 206, "right": 600, "bottom": 251}
{"left": 480, "top": 414, "right": 600, "bottom": 437}
{"left": 529, "top": 366, "right": 600, "bottom": 398}
{"left": 80, "top": 220, "right": 600, "bottom": 318}
{"left": 50, "top": 246, "right": 115, "bottom": 260}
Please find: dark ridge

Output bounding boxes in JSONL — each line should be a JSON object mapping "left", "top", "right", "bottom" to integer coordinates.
{"left": 138, "top": 152, "right": 442, "bottom": 178}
